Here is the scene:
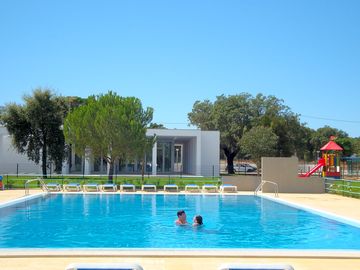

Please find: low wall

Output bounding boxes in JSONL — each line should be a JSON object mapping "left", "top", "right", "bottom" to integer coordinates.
{"left": 222, "top": 175, "right": 261, "bottom": 191}
{"left": 222, "top": 157, "right": 325, "bottom": 194}
{"left": 262, "top": 157, "right": 325, "bottom": 193}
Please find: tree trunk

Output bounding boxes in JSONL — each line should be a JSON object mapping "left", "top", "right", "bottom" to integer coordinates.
{"left": 42, "top": 140, "right": 47, "bottom": 179}
{"left": 108, "top": 161, "right": 114, "bottom": 183}
{"left": 223, "top": 147, "right": 238, "bottom": 174}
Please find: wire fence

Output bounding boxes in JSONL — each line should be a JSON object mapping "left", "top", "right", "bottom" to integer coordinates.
{"left": 0, "top": 162, "right": 221, "bottom": 177}
{"left": 0, "top": 174, "right": 222, "bottom": 190}
{"left": 324, "top": 178, "right": 360, "bottom": 199}
{"left": 298, "top": 162, "right": 360, "bottom": 179}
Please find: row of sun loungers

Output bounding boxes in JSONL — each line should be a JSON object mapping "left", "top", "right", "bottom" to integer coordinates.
{"left": 66, "top": 262, "right": 294, "bottom": 270}
{"left": 45, "top": 183, "right": 238, "bottom": 193}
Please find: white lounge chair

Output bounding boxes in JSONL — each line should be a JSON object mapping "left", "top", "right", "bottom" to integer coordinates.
{"left": 83, "top": 183, "right": 100, "bottom": 192}
{"left": 202, "top": 184, "right": 218, "bottom": 193}
{"left": 164, "top": 184, "right": 179, "bottom": 192}
{"left": 120, "top": 184, "right": 136, "bottom": 192}
{"left": 46, "top": 183, "right": 61, "bottom": 191}
{"left": 101, "top": 183, "right": 118, "bottom": 192}
{"left": 219, "top": 184, "right": 237, "bottom": 193}
{"left": 63, "top": 183, "right": 81, "bottom": 192}
{"left": 66, "top": 263, "right": 144, "bottom": 270}
{"left": 185, "top": 184, "right": 200, "bottom": 192}
{"left": 219, "top": 263, "right": 294, "bottom": 270}
{"left": 141, "top": 184, "right": 157, "bottom": 192}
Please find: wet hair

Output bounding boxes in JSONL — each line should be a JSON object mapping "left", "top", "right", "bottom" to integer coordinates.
{"left": 195, "top": 215, "right": 203, "bottom": 225}
{"left": 177, "top": 210, "right": 185, "bottom": 217}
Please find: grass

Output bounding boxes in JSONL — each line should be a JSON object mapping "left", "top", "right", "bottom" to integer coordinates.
{"left": 1, "top": 174, "right": 222, "bottom": 190}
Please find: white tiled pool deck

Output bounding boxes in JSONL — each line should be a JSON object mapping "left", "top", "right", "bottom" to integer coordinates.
{"left": 1, "top": 189, "right": 360, "bottom": 269}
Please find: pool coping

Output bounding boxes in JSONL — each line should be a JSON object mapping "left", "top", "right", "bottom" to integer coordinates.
{"left": 260, "top": 194, "right": 360, "bottom": 228}
{"left": 0, "top": 193, "right": 46, "bottom": 209}
{"left": 1, "top": 192, "right": 360, "bottom": 259}
{"left": 1, "top": 248, "right": 360, "bottom": 258}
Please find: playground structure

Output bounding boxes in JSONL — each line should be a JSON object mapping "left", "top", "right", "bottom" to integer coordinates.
{"left": 299, "top": 137, "right": 343, "bottom": 179}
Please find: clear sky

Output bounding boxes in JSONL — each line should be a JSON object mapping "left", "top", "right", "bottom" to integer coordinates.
{"left": 1, "top": 0, "right": 359, "bottom": 136}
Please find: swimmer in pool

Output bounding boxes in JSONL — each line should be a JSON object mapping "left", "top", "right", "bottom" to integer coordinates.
{"left": 175, "top": 210, "right": 189, "bottom": 225}
{"left": 192, "top": 215, "right": 203, "bottom": 227}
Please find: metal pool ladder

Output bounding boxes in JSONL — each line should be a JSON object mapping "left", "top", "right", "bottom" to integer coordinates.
{"left": 25, "top": 178, "right": 50, "bottom": 196}
{"left": 255, "top": 180, "right": 279, "bottom": 197}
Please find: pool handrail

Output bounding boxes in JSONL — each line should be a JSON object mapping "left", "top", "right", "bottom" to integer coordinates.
{"left": 25, "top": 178, "right": 49, "bottom": 196}
{"left": 254, "top": 180, "right": 279, "bottom": 197}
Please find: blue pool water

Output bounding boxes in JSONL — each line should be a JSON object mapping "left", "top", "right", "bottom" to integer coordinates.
{"left": 0, "top": 194, "right": 360, "bottom": 249}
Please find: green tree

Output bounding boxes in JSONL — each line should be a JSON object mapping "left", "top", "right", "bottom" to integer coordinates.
{"left": 64, "top": 91, "right": 153, "bottom": 181}
{"left": 189, "top": 93, "right": 304, "bottom": 173}
{"left": 250, "top": 94, "right": 307, "bottom": 157}
{"left": 189, "top": 94, "right": 252, "bottom": 174}
{"left": 240, "top": 126, "right": 278, "bottom": 170}
{"left": 148, "top": 123, "right": 166, "bottom": 129}
{"left": 335, "top": 137, "right": 353, "bottom": 157}
{"left": 0, "top": 106, "right": 5, "bottom": 124}
{"left": 352, "top": 137, "right": 360, "bottom": 156}
{"left": 1, "top": 89, "right": 66, "bottom": 177}
{"left": 311, "top": 126, "right": 349, "bottom": 155}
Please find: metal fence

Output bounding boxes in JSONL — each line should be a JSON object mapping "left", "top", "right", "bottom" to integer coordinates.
{"left": 0, "top": 174, "right": 222, "bottom": 190}
{"left": 299, "top": 161, "right": 360, "bottom": 179}
{"left": 324, "top": 177, "right": 360, "bottom": 199}
{"left": 0, "top": 162, "right": 221, "bottom": 178}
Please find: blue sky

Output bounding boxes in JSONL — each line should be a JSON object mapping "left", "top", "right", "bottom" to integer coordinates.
{"left": 1, "top": 0, "right": 359, "bottom": 136}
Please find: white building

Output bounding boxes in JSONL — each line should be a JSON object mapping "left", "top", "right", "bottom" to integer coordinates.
{"left": 0, "top": 126, "right": 220, "bottom": 177}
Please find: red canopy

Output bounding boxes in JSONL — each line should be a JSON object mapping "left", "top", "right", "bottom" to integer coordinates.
{"left": 320, "top": 141, "right": 343, "bottom": 151}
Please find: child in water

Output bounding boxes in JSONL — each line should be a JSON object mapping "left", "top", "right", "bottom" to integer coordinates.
{"left": 193, "top": 215, "right": 203, "bottom": 227}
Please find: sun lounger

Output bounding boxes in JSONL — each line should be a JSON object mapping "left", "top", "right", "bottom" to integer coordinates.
{"left": 141, "top": 184, "right": 157, "bottom": 192}
{"left": 63, "top": 183, "right": 81, "bottom": 192}
{"left": 120, "top": 184, "right": 136, "bottom": 192}
{"left": 66, "top": 262, "right": 144, "bottom": 270}
{"left": 46, "top": 183, "right": 61, "bottom": 191}
{"left": 219, "top": 184, "right": 237, "bottom": 193}
{"left": 202, "top": 184, "right": 218, "bottom": 193}
{"left": 101, "top": 183, "right": 118, "bottom": 192}
{"left": 185, "top": 184, "right": 200, "bottom": 192}
{"left": 219, "top": 263, "right": 294, "bottom": 270}
{"left": 83, "top": 183, "right": 100, "bottom": 192}
{"left": 163, "top": 184, "right": 179, "bottom": 192}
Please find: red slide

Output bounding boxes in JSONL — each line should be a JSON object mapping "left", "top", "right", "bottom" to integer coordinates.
{"left": 299, "top": 158, "right": 325, "bottom": 178}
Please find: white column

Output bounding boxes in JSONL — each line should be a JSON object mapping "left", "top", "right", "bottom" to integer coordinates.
{"left": 84, "top": 148, "right": 92, "bottom": 175}
{"left": 196, "top": 134, "right": 202, "bottom": 176}
{"left": 71, "top": 146, "right": 76, "bottom": 173}
{"left": 61, "top": 161, "right": 69, "bottom": 175}
{"left": 171, "top": 142, "right": 175, "bottom": 173}
{"left": 152, "top": 141, "right": 157, "bottom": 175}
{"left": 100, "top": 154, "right": 104, "bottom": 174}
{"left": 134, "top": 159, "right": 138, "bottom": 172}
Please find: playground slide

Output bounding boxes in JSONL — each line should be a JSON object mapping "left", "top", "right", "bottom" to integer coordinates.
{"left": 299, "top": 159, "right": 325, "bottom": 178}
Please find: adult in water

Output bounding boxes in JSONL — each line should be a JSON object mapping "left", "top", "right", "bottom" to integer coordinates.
{"left": 175, "top": 210, "right": 188, "bottom": 225}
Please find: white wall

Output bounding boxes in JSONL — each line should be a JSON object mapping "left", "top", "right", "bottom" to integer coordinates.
{"left": 201, "top": 131, "right": 220, "bottom": 176}
{"left": 0, "top": 126, "right": 41, "bottom": 174}
{"left": 184, "top": 137, "right": 197, "bottom": 175}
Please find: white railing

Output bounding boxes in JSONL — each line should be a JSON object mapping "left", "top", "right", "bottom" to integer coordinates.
{"left": 255, "top": 180, "right": 279, "bottom": 197}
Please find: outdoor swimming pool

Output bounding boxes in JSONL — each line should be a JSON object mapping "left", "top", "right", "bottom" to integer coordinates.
{"left": 0, "top": 194, "right": 360, "bottom": 249}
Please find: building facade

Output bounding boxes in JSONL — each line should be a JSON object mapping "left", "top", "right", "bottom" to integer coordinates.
{"left": 0, "top": 126, "right": 220, "bottom": 177}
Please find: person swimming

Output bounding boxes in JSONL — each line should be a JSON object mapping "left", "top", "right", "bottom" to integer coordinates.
{"left": 175, "top": 210, "right": 189, "bottom": 225}
{"left": 192, "top": 215, "right": 203, "bottom": 227}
